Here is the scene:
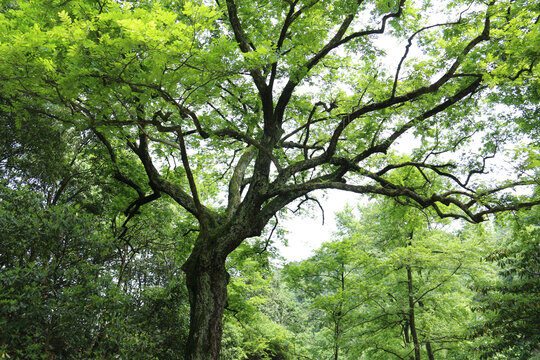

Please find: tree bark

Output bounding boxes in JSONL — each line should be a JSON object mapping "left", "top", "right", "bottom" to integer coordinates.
{"left": 418, "top": 301, "right": 435, "bottom": 360}
{"left": 182, "top": 241, "right": 229, "bottom": 360}
{"left": 333, "top": 321, "right": 340, "bottom": 360}
{"left": 407, "top": 265, "right": 421, "bottom": 360}
{"left": 425, "top": 341, "right": 435, "bottom": 360}
{"left": 333, "top": 268, "right": 345, "bottom": 360}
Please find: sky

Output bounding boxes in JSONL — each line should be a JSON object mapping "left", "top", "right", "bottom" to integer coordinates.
{"left": 278, "top": 190, "right": 365, "bottom": 262}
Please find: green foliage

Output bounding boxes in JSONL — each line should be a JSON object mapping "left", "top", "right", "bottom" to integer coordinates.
{"left": 0, "top": 104, "right": 192, "bottom": 359}
{"left": 0, "top": 185, "right": 191, "bottom": 360}
{"left": 0, "top": 183, "right": 116, "bottom": 359}
{"left": 473, "top": 208, "right": 540, "bottom": 359}
{"left": 284, "top": 200, "right": 498, "bottom": 359}
{"left": 221, "top": 241, "right": 298, "bottom": 360}
{"left": 116, "top": 281, "right": 189, "bottom": 360}
{"left": 0, "top": 103, "right": 66, "bottom": 188}
{"left": 0, "top": 0, "right": 538, "bottom": 358}
{"left": 284, "top": 236, "right": 372, "bottom": 359}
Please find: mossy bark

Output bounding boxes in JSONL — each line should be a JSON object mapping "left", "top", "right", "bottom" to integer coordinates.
{"left": 182, "top": 241, "right": 229, "bottom": 360}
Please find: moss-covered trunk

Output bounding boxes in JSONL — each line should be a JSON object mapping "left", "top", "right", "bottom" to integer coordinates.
{"left": 182, "top": 244, "right": 229, "bottom": 360}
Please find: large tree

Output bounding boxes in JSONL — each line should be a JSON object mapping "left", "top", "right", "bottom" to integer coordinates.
{"left": 0, "top": 0, "right": 539, "bottom": 358}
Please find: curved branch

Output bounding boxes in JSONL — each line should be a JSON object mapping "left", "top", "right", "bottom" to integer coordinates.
{"left": 414, "top": 262, "right": 462, "bottom": 305}
{"left": 337, "top": 0, "right": 406, "bottom": 47}
{"left": 174, "top": 127, "right": 210, "bottom": 240}
{"left": 324, "top": 11, "right": 492, "bottom": 158}
{"left": 92, "top": 128, "right": 162, "bottom": 236}
{"left": 225, "top": 0, "right": 268, "bottom": 93}
{"left": 268, "top": 175, "right": 539, "bottom": 224}
{"left": 280, "top": 141, "right": 325, "bottom": 152}
{"left": 391, "top": 17, "right": 464, "bottom": 98}
{"left": 271, "top": 76, "right": 482, "bottom": 189}
{"left": 274, "top": 0, "right": 405, "bottom": 123}
{"left": 130, "top": 131, "right": 218, "bottom": 226}
{"left": 373, "top": 345, "right": 407, "bottom": 360}
{"left": 280, "top": 115, "right": 331, "bottom": 143}
{"left": 269, "top": 0, "right": 322, "bottom": 88}
{"left": 274, "top": 11, "right": 357, "bottom": 123}
{"left": 227, "top": 146, "right": 256, "bottom": 218}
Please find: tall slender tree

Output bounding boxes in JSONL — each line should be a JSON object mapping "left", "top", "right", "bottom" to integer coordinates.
{"left": 284, "top": 237, "right": 371, "bottom": 360}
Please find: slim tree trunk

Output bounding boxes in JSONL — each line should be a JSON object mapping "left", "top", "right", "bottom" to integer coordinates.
{"left": 418, "top": 301, "right": 435, "bottom": 360}
{"left": 333, "top": 309, "right": 342, "bottom": 360}
{"left": 407, "top": 265, "right": 421, "bottom": 360}
{"left": 333, "top": 267, "right": 346, "bottom": 360}
{"left": 333, "top": 323, "right": 340, "bottom": 360}
{"left": 182, "top": 243, "right": 229, "bottom": 360}
{"left": 425, "top": 342, "right": 434, "bottom": 360}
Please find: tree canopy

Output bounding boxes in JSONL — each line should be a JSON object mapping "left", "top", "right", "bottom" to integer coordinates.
{"left": 0, "top": 0, "right": 539, "bottom": 358}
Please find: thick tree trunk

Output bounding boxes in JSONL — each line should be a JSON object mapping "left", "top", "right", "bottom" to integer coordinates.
{"left": 182, "top": 246, "right": 229, "bottom": 360}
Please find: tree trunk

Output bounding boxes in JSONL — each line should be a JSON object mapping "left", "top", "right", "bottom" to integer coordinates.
{"left": 333, "top": 267, "right": 345, "bottom": 360}
{"left": 425, "top": 341, "right": 435, "bottom": 360}
{"left": 407, "top": 265, "right": 421, "bottom": 360}
{"left": 333, "top": 327, "right": 340, "bottom": 360}
{"left": 182, "top": 245, "right": 229, "bottom": 360}
{"left": 418, "top": 301, "right": 435, "bottom": 360}
{"left": 333, "top": 311, "right": 341, "bottom": 360}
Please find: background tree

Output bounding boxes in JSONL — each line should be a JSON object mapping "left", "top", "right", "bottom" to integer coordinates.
{"left": 1, "top": 0, "right": 539, "bottom": 358}
{"left": 0, "top": 101, "right": 194, "bottom": 359}
{"left": 473, "top": 205, "right": 540, "bottom": 360}
{"left": 221, "top": 239, "right": 298, "bottom": 360}
{"left": 347, "top": 201, "right": 496, "bottom": 360}
{"left": 284, "top": 237, "right": 371, "bottom": 360}
{"left": 285, "top": 200, "right": 499, "bottom": 360}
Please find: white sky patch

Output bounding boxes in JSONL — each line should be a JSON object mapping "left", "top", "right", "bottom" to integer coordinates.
{"left": 278, "top": 190, "right": 366, "bottom": 262}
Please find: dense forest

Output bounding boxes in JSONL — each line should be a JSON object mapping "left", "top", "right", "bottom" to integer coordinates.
{"left": 0, "top": 0, "right": 539, "bottom": 358}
